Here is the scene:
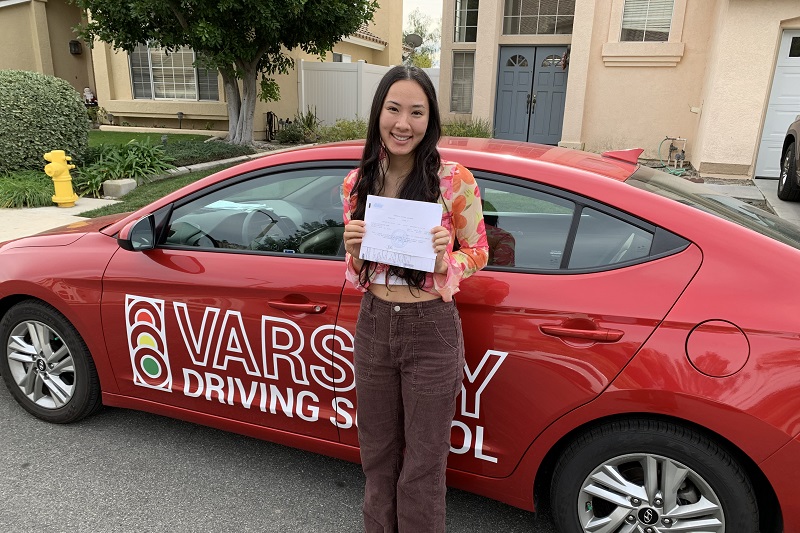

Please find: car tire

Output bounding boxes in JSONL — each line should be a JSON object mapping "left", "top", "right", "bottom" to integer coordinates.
{"left": 0, "top": 300, "right": 101, "bottom": 423}
{"left": 777, "top": 141, "right": 800, "bottom": 201}
{"left": 550, "top": 418, "right": 758, "bottom": 533}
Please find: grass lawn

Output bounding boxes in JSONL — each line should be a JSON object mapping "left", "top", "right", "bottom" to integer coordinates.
{"left": 88, "top": 130, "right": 212, "bottom": 147}
{"left": 79, "top": 164, "right": 235, "bottom": 218}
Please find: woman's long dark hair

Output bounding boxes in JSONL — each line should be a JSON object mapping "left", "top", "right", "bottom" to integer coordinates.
{"left": 351, "top": 66, "right": 443, "bottom": 290}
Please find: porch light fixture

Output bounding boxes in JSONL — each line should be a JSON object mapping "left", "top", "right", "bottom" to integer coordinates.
{"left": 69, "top": 40, "right": 82, "bottom": 55}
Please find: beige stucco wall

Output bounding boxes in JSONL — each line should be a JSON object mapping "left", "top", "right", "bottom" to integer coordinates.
{"left": 0, "top": 3, "right": 39, "bottom": 72}
{"left": 574, "top": 0, "right": 715, "bottom": 160}
{"left": 46, "top": 0, "right": 94, "bottom": 93}
{"left": 0, "top": 0, "right": 93, "bottom": 94}
{"left": 91, "top": 0, "right": 402, "bottom": 138}
{"left": 439, "top": 0, "right": 800, "bottom": 176}
{"left": 693, "top": 0, "right": 800, "bottom": 176}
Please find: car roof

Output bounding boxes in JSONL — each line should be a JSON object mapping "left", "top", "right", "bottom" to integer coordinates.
{"left": 278, "top": 137, "right": 637, "bottom": 182}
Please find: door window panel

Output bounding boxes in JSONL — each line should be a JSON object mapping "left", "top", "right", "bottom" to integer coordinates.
{"left": 480, "top": 180, "right": 575, "bottom": 269}
{"left": 164, "top": 168, "right": 348, "bottom": 255}
{"left": 568, "top": 207, "right": 653, "bottom": 269}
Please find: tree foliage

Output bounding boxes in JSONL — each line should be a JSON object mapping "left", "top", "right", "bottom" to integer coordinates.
{"left": 403, "top": 8, "right": 440, "bottom": 69}
{"left": 73, "top": 0, "right": 378, "bottom": 145}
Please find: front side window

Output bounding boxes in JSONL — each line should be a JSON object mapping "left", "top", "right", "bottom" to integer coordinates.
{"left": 164, "top": 168, "right": 349, "bottom": 256}
{"left": 454, "top": 0, "right": 479, "bottom": 42}
{"left": 451, "top": 51, "right": 475, "bottom": 113}
{"left": 620, "top": 0, "right": 674, "bottom": 42}
{"left": 129, "top": 44, "right": 219, "bottom": 100}
{"left": 503, "top": 0, "right": 575, "bottom": 35}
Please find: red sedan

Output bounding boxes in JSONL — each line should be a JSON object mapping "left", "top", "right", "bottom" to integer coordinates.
{"left": 2, "top": 139, "right": 799, "bottom": 533}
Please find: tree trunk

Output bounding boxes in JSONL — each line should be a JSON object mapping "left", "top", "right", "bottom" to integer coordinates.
{"left": 220, "top": 64, "right": 259, "bottom": 145}
{"left": 220, "top": 68, "right": 242, "bottom": 143}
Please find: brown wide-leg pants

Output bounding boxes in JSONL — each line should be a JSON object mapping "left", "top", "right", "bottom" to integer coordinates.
{"left": 354, "top": 291, "right": 465, "bottom": 533}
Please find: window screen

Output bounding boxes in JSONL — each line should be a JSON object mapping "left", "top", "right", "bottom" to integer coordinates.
{"left": 455, "top": 0, "right": 479, "bottom": 42}
{"left": 503, "top": 0, "right": 575, "bottom": 35}
{"left": 620, "top": 0, "right": 674, "bottom": 42}
{"left": 451, "top": 52, "right": 475, "bottom": 113}
{"left": 130, "top": 44, "right": 219, "bottom": 101}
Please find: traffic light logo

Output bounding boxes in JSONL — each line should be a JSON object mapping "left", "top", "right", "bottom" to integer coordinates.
{"left": 126, "top": 295, "right": 172, "bottom": 392}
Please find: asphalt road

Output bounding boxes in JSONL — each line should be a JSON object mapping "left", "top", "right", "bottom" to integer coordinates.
{"left": 0, "top": 384, "right": 557, "bottom": 532}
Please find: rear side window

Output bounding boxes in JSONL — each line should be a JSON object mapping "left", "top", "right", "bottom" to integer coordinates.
{"left": 476, "top": 174, "right": 687, "bottom": 273}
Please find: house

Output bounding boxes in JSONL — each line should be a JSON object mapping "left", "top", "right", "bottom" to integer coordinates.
{"left": 439, "top": 0, "right": 800, "bottom": 178}
{"left": 0, "top": 0, "right": 95, "bottom": 95}
{"left": 1, "top": 0, "right": 402, "bottom": 139}
{"left": 89, "top": 12, "right": 402, "bottom": 138}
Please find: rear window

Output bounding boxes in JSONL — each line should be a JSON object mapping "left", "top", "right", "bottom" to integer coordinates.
{"left": 627, "top": 166, "right": 800, "bottom": 250}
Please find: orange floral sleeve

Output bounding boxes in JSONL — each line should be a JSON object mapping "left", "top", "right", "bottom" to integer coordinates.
{"left": 434, "top": 162, "right": 489, "bottom": 300}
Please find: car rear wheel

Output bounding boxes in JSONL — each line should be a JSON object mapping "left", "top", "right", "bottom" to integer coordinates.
{"left": 550, "top": 419, "right": 758, "bottom": 533}
{"left": 0, "top": 301, "right": 101, "bottom": 423}
{"left": 777, "top": 141, "right": 799, "bottom": 201}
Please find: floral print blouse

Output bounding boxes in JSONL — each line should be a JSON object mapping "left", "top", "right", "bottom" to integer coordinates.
{"left": 342, "top": 161, "right": 489, "bottom": 302}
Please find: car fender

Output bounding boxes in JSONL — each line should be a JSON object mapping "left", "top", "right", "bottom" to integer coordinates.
{"left": 0, "top": 234, "right": 122, "bottom": 394}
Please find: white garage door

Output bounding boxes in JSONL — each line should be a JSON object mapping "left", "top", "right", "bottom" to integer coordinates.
{"left": 755, "top": 30, "right": 800, "bottom": 178}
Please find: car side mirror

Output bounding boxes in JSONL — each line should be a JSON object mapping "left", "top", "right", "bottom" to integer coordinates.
{"left": 118, "top": 215, "right": 156, "bottom": 252}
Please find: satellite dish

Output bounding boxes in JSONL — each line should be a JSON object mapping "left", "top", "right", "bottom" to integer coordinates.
{"left": 404, "top": 33, "right": 423, "bottom": 49}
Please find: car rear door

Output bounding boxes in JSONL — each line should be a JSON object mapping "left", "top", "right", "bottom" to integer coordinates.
{"left": 100, "top": 163, "right": 352, "bottom": 442}
{"left": 333, "top": 172, "right": 701, "bottom": 478}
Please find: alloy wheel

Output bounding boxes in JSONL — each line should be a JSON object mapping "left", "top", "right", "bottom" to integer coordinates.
{"left": 578, "top": 452, "right": 724, "bottom": 532}
{"left": 6, "top": 320, "right": 76, "bottom": 409}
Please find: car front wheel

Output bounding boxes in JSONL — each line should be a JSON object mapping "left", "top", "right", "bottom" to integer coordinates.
{"left": 0, "top": 300, "right": 101, "bottom": 423}
{"left": 550, "top": 419, "right": 758, "bottom": 533}
{"left": 777, "top": 141, "right": 799, "bottom": 201}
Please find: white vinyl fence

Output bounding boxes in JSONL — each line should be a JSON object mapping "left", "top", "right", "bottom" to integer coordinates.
{"left": 298, "top": 60, "right": 440, "bottom": 127}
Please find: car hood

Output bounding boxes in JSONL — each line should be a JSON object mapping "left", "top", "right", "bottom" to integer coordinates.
{"left": 0, "top": 213, "right": 128, "bottom": 250}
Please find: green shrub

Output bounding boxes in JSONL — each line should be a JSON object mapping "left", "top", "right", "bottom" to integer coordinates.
{"left": 0, "top": 170, "right": 54, "bottom": 208}
{"left": 442, "top": 117, "right": 493, "bottom": 138}
{"left": 276, "top": 122, "right": 309, "bottom": 144}
{"left": 164, "top": 140, "right": 254, "bottom": 167}
{"left": 76, "top": 140, "right": 175, "bottom": 188}
{"left": 0, "top": 70, "right": 89, "bottom": 173}
{"left": 317, "top": 118, "right": 368, "bottom": 143}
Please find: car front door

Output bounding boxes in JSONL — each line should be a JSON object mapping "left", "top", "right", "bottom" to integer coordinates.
{"left": 100, "top": 163, "right": 352, "bottom": 441}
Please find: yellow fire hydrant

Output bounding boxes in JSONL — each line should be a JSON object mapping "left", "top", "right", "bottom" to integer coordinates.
{"left": 44, "top": 150, "right": 79, "bottom": 208}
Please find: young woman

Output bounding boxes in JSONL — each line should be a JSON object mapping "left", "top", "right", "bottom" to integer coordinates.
{"left": 342, "top": 66, "right": 489, "bottom": 532}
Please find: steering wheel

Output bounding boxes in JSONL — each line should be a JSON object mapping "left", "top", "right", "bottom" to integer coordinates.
{"left": 241, "top": 209, "right": 297, "bottom": 248}
{"left": 168, "top": 221, "right": 219, "bottom": 248}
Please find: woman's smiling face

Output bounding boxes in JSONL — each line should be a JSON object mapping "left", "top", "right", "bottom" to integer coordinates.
{"left": 379, "top": 79, "right": 430, "bottom": 160}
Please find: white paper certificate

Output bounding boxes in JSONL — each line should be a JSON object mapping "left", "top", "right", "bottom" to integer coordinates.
{"left": 360, "top": 195, "right": 442, "bottom": 272}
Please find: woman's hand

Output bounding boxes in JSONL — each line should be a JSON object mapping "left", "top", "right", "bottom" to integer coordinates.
{"left": 431, "top": 226, "right": 450, "bottom": 274}
{"left": 344, "top": 220, "right": 366, "bottom": 263}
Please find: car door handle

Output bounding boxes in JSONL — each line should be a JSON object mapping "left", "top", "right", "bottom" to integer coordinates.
{"left": 268, "top": 301, "right": 327, "bottom": 314}
{"left": 539, "top": 325, "right": 624, "bottom": 342}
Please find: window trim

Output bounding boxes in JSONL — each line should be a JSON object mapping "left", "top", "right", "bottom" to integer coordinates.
{"left": 602, "top": 0, "right": 686, "bottom": 67}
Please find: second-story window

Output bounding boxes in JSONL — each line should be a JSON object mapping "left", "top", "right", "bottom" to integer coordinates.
{"left": 503, "top": 0, "right": 575, "bottom": 35}
{"left": 455, "top": 0, "right": 479, "bottom": 42}
{"left": 620, "top": 0, "right": 675, "bottom": 42}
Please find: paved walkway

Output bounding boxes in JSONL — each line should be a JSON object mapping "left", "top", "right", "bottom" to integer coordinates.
{"left": 1, "top": 176, "right": 799, "bottom": 243}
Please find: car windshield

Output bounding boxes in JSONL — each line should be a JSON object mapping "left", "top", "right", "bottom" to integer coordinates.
{"left": 627, "top": 165, "right": 800, "bottom": 251}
